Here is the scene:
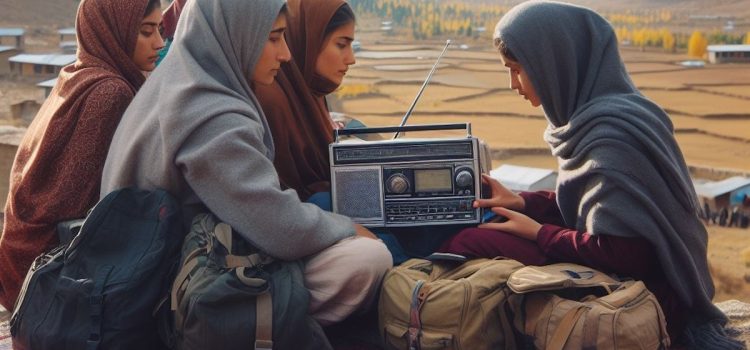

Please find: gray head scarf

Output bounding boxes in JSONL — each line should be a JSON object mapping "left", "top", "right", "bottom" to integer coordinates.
{"left": 136, "top": 0, "right": 282, "bottom": 160}
{"left": 495, "top": 2, "right": 740, "bottom": 347}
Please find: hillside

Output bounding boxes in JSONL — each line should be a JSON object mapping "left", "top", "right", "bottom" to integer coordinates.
{"left": 1, "top": 0, "right": 749, "bottom": 32}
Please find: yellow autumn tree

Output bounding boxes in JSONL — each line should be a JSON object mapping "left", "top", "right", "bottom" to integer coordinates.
{"left": 687, "top": 31, "right": 707, "bottom": 58}
{"left": 745, "top": 32, "right": 750, "bottom": 44}
{"left": 661, "top": 29, "right": 675, "bottom": 52}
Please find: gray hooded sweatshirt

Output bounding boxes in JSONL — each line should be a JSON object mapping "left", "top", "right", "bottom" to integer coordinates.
{"left": 101, "top": 0, "right": 355, "bottom": 261}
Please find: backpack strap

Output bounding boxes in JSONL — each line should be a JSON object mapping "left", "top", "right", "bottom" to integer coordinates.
{"left": 254, "top": 292, "right": 273, "bottom": 350}
{"left": 582, "top": 306, "right": 600, "bottom": 350}
{"left": 87, "top": 264, "right": 114, "bottom": 350}
{"left": 548, "top": 305, "right": 587, "bottom": 350}
{"left": 407, "top": 280, "right": 429, "bottom": 350}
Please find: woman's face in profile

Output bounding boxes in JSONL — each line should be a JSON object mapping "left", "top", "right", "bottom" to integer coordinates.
{"left": 253, "top": 14, "right": 292, "bottom": 85}
{"left": 315, "top": 21, "right": 356, "bottom": 87}
{"left": 132, "top": 8, "right": 165, "bottom": 72}
{"left": 501, "top": 54, "right": 541, "bottom": 107}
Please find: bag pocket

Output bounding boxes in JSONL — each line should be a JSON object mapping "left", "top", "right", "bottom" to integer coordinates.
{"left": 384, "top": 323, "right": 455, "bottom": 349}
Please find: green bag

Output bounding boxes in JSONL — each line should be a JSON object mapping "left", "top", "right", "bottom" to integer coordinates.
{"left": 169, "top": 213, "right": 331, "bottom": 350}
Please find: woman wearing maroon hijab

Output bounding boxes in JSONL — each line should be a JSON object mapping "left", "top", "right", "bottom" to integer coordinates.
{"left": 254, "top": 0, "right": 356, "bottom": 201}
{"left": 156, "top": 0, "right": 188, "bottom": 64}
{"left": 0, "top": 0, "right": 164, "bottom": 309}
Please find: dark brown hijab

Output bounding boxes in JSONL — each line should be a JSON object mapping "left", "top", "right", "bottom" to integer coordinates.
{"left": 254, "top": 0, "right": 348, "bottom": 200}
{"left": 0, "top": 0, "right": 148, "bottom": 309}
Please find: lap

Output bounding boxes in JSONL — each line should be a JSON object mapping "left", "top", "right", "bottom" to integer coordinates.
{"left": 439, "top": 227, "right": 550, "bottom": 266}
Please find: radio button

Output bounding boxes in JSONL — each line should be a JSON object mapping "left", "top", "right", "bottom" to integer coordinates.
{"left": 387, "top": 174, "right": 410, "bottom": 194}
{"left": 455, "top": 170, "right": 474, "bottom": 188}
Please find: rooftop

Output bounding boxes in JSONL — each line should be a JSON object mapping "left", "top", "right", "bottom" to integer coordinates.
{"left": 58, "top": 28, "right": 76, "bottom": 36}
{"left": 707, "top": 44, "right": 750, "bottom": 52}
{"left": 694, "top": 176, "right": 750, "bottom": 198}
{"left": 0, "top": 28, "right": 24, "bottom": 37}
{"left": 9, "top": 53, "right": 75, "bottom": 66}
{"left": 489, "top": 164, "right": 557, "bottom": 188}
{"left": 37, "top": 78, "right": 58, "bottom": 88}
{"left": 0, "top": 126, "right": 27, "bottom": 146}
{"left": 0, "top": 45, "right": 18, "bottom": 54}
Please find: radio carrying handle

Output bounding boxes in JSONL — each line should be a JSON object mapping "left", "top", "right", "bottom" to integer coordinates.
{"left": 333, "top": 123, "right": 472, "bottom": 143}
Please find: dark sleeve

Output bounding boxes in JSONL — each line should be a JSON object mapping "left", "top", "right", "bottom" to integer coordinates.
{"left": 536, "top": 224, "right": 659, "bottom": 280}
{"left": 519, "top": 191, "right": 566, "bottom": 227}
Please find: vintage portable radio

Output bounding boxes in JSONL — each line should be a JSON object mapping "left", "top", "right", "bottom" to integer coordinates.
{"left": 330, "top": 123, "right": 491, "bottom": 227}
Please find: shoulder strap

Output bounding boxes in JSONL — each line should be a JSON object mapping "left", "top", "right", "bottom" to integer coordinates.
{"left": 87, "top": 265, "right": 114, "bottom": 350}
{"left": 548, "top": 305, "right": 587, "bottom": 350}
{"left": 254, "top": 292, "right": 273, "bottom": 350}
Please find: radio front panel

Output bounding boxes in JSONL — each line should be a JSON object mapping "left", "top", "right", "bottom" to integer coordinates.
{"left": 330, "top": 138, "right": 484, "bottom": 227}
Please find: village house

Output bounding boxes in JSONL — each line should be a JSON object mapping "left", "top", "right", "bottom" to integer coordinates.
{"left": 0, "top": 46, "right": 20, "bottom": 75}
{"left": 694, "top": 176, "right": 750, "bottom": 211}
{"left": 8, "top": 53, "right": 75, "bottom": 77}
{"left": 37, "top": 78, "right": 57, "bottom": 97}
{"left": 10, "top": 100, "right": 42, "bottom": 127}
{"left": 707, "top": 44, "right": 750, "bottom": 64}
{"left": 58, "top": 27, "right": 77, "bottom": 54}
{"left": 0, "top": 126, "right": 26, "bottom": 209}
{"left": 489, "top": 164, "right": 557, "bottom": 192}
{"left": 0, "top": 28, "right": 25, "bottom": 50}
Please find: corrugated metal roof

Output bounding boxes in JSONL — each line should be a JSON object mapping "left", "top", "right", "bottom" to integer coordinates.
{"left": 707, "top": 44, "right": 750, "bottom": 52}
{"left": 9, "top": 53, "right": 75, "bottom": 66}
{"left": 694, "top": 176, "right": 750, "bottom": 198}
{"left": 0, "top": 126, "right": 27, "bottom": 146}
{"left": 58, "top": 28, "right": 76, "bottom": 36}
{"left": 0, "top": 28, "right": 24, "bottom": 36}
{"left": 489, "top": 164, "right": 557, "bottom": 191}
{"left": 0, "top": 45, "right": 17, "bottom": 53}
{"left": 37, "top": 78, "right": 57, "bottom": 88}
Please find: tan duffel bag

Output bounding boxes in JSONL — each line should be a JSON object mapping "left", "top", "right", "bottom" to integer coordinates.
{"left": 378, "top": 257, "right": 524, "bottom": 350}
{"left": 506, "top": 263, "right": 671, "bottom": 350}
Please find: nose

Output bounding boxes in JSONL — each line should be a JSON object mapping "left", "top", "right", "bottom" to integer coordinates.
{"left": 345, "top": 47, "right": 356, "bottom": 66}
{"left": 509, "top": 73, "right": 520, "bottom": 91}
{"left": 153, "top": 30, "right": 165, "bottom": 51}
{"left": 279, "top": 36, "right": 292, "bottom": 62}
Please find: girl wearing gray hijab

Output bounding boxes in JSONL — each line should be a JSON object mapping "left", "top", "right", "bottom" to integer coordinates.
{"left": 100, "top": 0, "right": 391, "bottom": 327}
{"left": 440, "top": 1, "right": 743, "bottom": 349}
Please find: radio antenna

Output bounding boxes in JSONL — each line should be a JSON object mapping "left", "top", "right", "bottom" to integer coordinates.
{"left": 393, "top": 39, "right": 451, "bottom": 139}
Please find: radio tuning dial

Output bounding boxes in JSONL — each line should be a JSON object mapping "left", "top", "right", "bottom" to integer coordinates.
{"left": 455, "top": 170, "right": 474, "bottom": 188}
{"left": 387, "top": 174, "right": 410, "bottom": 194}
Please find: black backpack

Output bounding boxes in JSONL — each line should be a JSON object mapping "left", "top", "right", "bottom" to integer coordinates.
{"left": 10, "top": 188, "right": 184, "bottom": 350}
{"left": 170, "top": 213, "right": 332, "bottom": 350}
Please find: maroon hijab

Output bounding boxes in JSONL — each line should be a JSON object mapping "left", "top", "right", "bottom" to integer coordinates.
{"left": 162, "top": 0, "right": 188, "bottom": 39}
{"left": 254, "top": 0, "right": 347, "bottom": 200}
{"left": 0, "top": 0, "right": 148, "bottom": 309}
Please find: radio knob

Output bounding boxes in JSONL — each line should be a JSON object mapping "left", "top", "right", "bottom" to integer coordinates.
{"left": 387, "top": 174, "right": 409, "bottom": 194}
{"left": 455, "top": 170, "right": 474, "bottom": 188}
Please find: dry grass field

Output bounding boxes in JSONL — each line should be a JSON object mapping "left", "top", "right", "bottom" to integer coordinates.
{"left": 335, "top": 27, "right": 750, "bottom": 303}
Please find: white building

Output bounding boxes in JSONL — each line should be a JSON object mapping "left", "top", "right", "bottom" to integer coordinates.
{"left": 707, "top": 45, "right": 750, "bottom": 64}
{"left": 693, "top": 176, "right": 750, "bottom": 210}
{"left": 489, "top": 164, "right": 557, "bottom": 192}
{"left": 8, "top": 53, "right": 75, "bottom": 77}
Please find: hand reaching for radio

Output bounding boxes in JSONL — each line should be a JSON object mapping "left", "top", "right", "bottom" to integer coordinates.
{"left": 474, "top": 174, "right": 525, "bottom": 211}
{"left": 478, "top": 207, "right": 542, "bottom": 241}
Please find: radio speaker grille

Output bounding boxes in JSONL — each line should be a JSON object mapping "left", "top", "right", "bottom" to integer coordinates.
{"left": 334, "top": 168, "right": 382, "bottom": 220}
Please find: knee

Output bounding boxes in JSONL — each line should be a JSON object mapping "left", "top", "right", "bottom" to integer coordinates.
{"left": 343, "top": 237, "right": 393, "bottom": 280}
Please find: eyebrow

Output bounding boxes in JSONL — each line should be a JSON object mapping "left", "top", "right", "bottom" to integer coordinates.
{"left": 339, "top": 36, "right": 354, "bottom": 42}
{"left": 141, "top": 22, "right": 160, "bottom": 27}
{"left": 270, "top": 27, "right": 286, "bottom": 34}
